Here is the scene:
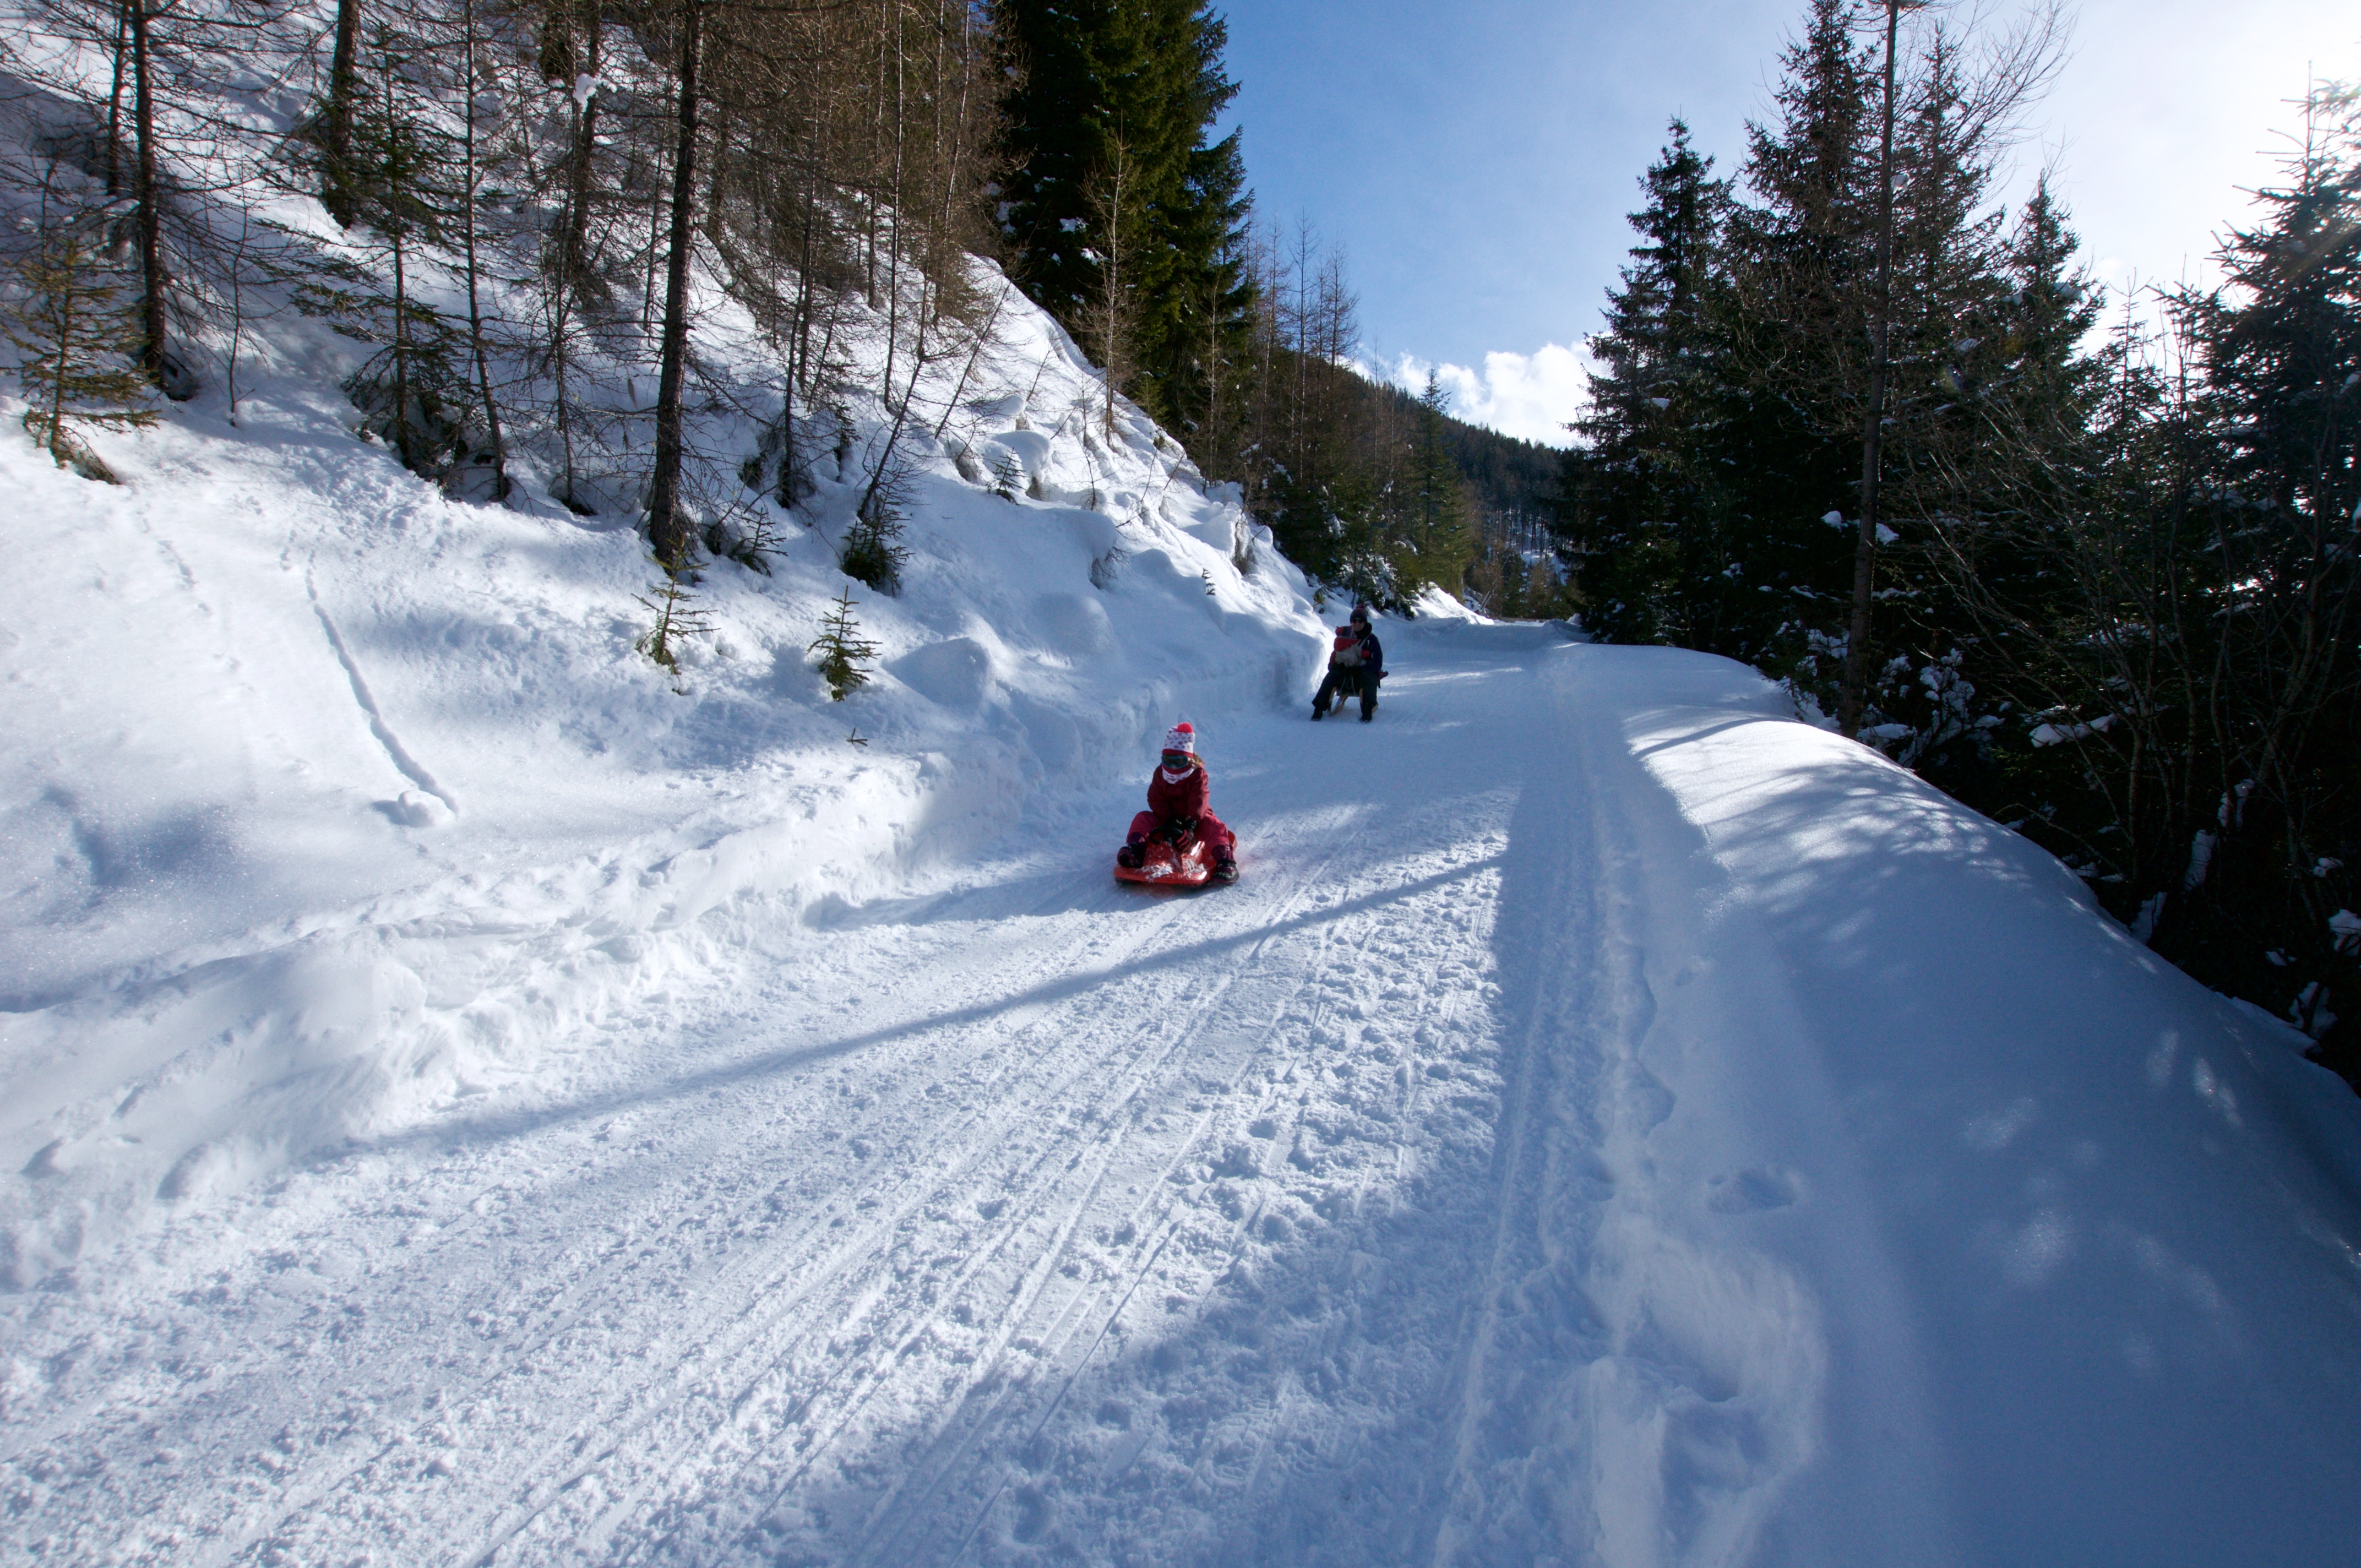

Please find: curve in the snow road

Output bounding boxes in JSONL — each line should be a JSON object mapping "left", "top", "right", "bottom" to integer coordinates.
{"left": 6, "top": 622, "right": 2360, "bottom": 1568}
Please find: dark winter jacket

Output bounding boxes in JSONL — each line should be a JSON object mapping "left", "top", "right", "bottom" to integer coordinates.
{"left": 1328, "top": 626, "right": 1383, "bottom": 673}
{"left": 1145, "top": 760, "right": 1210, "bottom": 830}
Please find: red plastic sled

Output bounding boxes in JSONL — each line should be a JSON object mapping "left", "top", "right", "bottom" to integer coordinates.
{"left": 1114, "top": 837, "right": 1215, "bottom": 888}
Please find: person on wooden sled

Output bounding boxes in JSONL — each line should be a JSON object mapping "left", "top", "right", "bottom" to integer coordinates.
{"left": 1116, "top": 722, "right": 1239, "bottom": 885}
{"left": 1312, "top": 603, "right": 1384, "bottom": 722}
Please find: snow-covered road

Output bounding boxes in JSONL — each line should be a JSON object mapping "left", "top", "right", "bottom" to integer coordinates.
{"left": 8, "top": 623, "right": 2361, "bottom": 1566}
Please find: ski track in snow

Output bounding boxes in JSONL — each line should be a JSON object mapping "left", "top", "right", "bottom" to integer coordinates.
{"left": 2, "top": 626, "right": 1584, "bottom": 1566}
{"left": 8, "top": 624, "right": 2361, "bottom": 1566}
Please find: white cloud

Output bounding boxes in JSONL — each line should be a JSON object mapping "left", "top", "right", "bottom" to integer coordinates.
{"left": 1377, "top": 344, "right": 1595, "bottom": 447}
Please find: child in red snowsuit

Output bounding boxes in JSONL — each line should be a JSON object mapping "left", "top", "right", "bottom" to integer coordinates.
{"left": 1119, "top": 721, "right": 1238, "bottom": 883}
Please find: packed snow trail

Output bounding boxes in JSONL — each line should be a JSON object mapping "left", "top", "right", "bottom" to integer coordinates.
{"left": 8, "top": 623, "right": 2361, "bottom": 1566}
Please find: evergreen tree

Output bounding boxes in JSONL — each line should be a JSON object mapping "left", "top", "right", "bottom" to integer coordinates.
{"left": 8, "top": 218, "right": 157, "bottom": 480}
{"left": 1707, "top": 0, "right": 1876, "bottom": 678}
{"left": 1562, "top": 117, "right": 1728, "bottom": 644}
{"left": 839, "top": 506, "right": 909, "bottom": 595}
{"left": 300, "top": 20, "right": 469, "bottom": 481}
{"left": 1997, "top": 176, "right": 2108, "bottom": 424}
{"left": 995, "top": 0, "right": 1253, "bottom": 435}
{"left": 1405, "top": 372, "right": 1472, "bottom": 594}
{"left": 2158, "top": 83, "right": 2361, "bottom": 1016}
{"left": 1894, "top": 174, "right": 2105, "bottom": 788}
{"left": 809, "top": 586, "right": 882, "bottom": 701}
{"left": 635, "top": 569, "right": 713, "bottom": 694}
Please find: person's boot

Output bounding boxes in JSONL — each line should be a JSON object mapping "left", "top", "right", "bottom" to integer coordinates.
{"left": 1117, "top": 842, "right": 1144, "bottom": 869}
{"left": 1212, "top": 856, "right": 1239, "bottom": 884}
{"left": 1310, "top": 701, "right": 1325, "bottom": 721}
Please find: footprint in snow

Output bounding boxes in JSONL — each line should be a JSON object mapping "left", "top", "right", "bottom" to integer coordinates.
{"left": 1706, "top": 1166, "right": 1803, "bottom": 1214}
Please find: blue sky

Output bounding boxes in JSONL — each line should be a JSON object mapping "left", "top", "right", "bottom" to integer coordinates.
{"left": 1218, "top": 0, "right": 2361, "bottom": 445}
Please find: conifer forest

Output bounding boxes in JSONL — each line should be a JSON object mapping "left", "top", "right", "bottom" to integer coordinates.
{"left": 1558, "top": 1, "right": 2361, "bottom": 1094}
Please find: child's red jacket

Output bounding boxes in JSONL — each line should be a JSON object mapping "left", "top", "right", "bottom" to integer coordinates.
{"left": 1145, "top": 760, "right": 1210, "bottom": 825}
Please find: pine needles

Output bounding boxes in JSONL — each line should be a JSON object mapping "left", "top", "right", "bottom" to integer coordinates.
{"left": 808, "top": 585, "right": 879, "bottom": 701}
{"left": 7, "top": 222, "right": 157, "bottom": 482}
{"left": 635, "top": 570, "right": 712, "bottom": 694}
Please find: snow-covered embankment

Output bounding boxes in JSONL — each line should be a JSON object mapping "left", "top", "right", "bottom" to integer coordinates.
{"left": 0, "top": 264, "right": 1325, "bottom": 1284}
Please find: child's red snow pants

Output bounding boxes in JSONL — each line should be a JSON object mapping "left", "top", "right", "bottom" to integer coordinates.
{"left": 1128, "top": 810, "right": 1235, "bottom": 858}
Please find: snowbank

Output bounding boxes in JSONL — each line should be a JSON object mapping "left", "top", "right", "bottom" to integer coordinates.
{"left": 1573, "top": 644, "right": 2361, "bottom": 1563}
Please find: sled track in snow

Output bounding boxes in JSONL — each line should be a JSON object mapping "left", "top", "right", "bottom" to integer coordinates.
{"left": 2, "top": 633, "right": 1552, "bottom": 1568}
{"left": 850, "top": 827, "right": 1407, "bottom": 1566}
{"left": 586, "top": 820, "right": 1372, "bottom": 1565}
{"left": 192, "top": 795, "right": 1489, "bottom": 1567}
{"left": 633, "top": 814, "right": 1497, "bottom": 1565}
{"left": 236, "top": 867, "right": 1294, "bottom": 1564}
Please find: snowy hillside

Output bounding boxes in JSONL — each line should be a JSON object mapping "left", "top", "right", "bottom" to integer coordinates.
{"left": 0, "top": 221, "right": 1325, "bottom": 1288}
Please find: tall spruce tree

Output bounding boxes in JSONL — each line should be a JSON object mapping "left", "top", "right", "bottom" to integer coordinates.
{"left": 995, "top": 0, "right": 1253, "bottom": 437}
{"left": 1887, "top": 173, "right": 2103, "bottom": 791}
{"left": 1563, "top": 117, "right": 1728, "bottom": 644}
{"left": 2159, "top": 83, "right": 2361, "bottom": 1012}
{"left": 1708, "top": 0, "right": 1876, "bottom": 675}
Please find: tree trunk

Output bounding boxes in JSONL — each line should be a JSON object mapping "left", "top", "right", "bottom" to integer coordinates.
{"left": 390, "top": 223, "right": 414, "bottom": 469}
{"left": 645, "top": 0, "right": 704, "bottom": 569}
{"left": 105, "top": 1, "right": 127, "bottom": 195}
{"left": 550, "top": 0, "right": 600, "bottom": 510}
{"left": 128, "top": 0, "right": 168, "bottom": 389}
{"left": 43, "top": 260, "right": 78, "bottom": 461}
{"left": 1840, "top": 0, "right": 1901, "bottom": 738}
{"left": 460, "top": 0, "right": 508, "bottom": 500}
{"left": 324, "top": 0, "right": 361, "bottom": 224}
{"left": 559, "top": 0, "right": 601, "bottom": 290}
{"left": 1097, "top": 149, "right": 1124, "bottom": 439}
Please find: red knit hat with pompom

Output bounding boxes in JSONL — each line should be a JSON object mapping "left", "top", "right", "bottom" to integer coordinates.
{"left": 1162, "top": 721, "right": 1196, "bottom": 755}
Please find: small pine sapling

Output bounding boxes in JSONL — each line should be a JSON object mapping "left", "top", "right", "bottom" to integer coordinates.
{"left": 809, "top": 585, "right": 880, "bottom": 701}
{"left": 839, "top": 501, "right": 908, "bottom": 594}
{"left": 635, "top": 569, "right": 712, "bottom": 693}
{"left": 1089, "top": 542, "right": 1127, "bottom": 590}
{"left": 7, "top": 224, "right": 156, "bottom": 480}
{"left": 992, "top": 451, "right": 1022, "bottom": 500}
{"left": 705, "top": 514, "right": 775, "bottom": 574}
